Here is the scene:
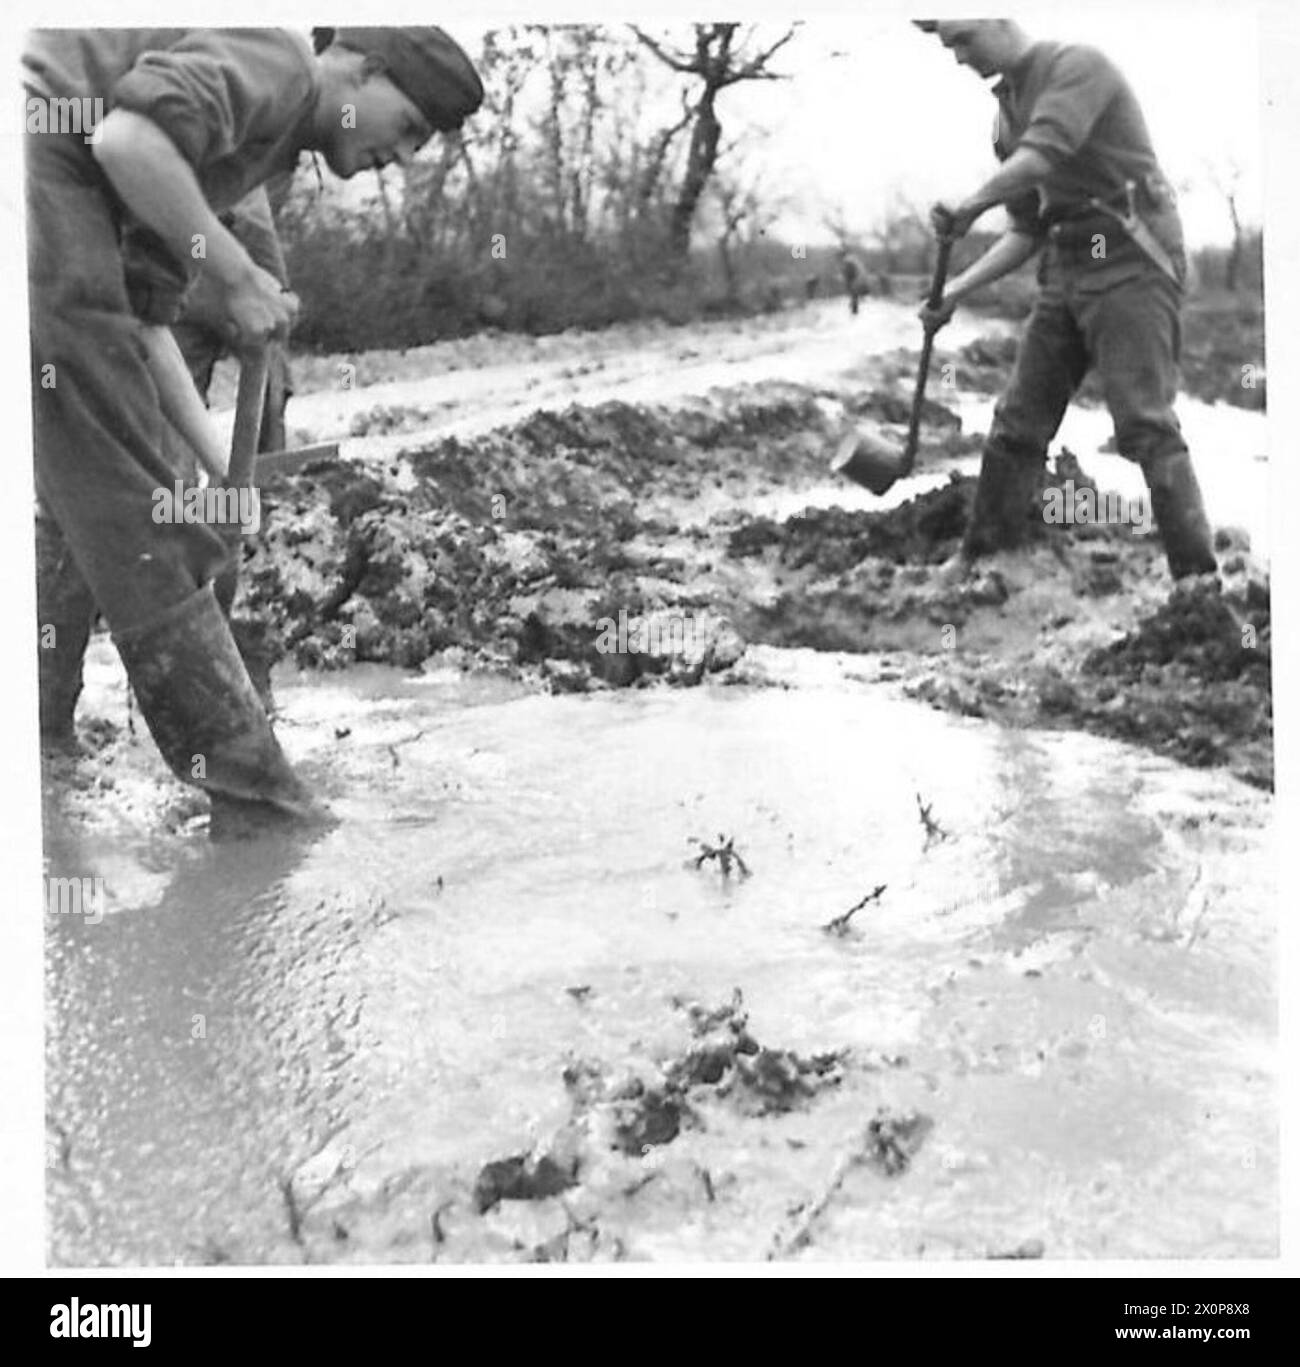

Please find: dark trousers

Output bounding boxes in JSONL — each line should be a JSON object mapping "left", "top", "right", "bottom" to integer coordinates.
{"left": 991, "top": 233, "right": 1186, "bottom": 468}
{"left": 28, "top": 132, "right": 231, "bottom": 635}
{"left": 967, "top": 228, "right": 1214, "bottom": 575}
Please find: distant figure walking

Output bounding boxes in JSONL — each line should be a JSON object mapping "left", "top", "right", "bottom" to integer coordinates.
{"left": 839, "top": 247, "right": 870, "bottom": 314}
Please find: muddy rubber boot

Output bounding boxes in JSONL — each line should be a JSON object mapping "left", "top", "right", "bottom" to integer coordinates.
{"left": 958, "top": 445, "right": 1046, "bottom": 562}
{"left": 228, "top": 615, "right": 280, "bottom": 713}
{"left": 1144, "top": 451, "right": 1218, "bottom": 581}
{"left": 112, "top": 584, "right": 330, "bottom": 831}
{"left": 35, "top": 517, "right": 98, "bottom": 750}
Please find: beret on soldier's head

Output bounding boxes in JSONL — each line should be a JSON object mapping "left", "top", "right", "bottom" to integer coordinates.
{"left": 331, "top": 26, "right": 484, "bottom": 132}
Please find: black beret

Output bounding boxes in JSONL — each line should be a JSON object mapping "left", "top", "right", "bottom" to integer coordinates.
{"left": 332, "top": 27, "right": 484, "bottom": 132}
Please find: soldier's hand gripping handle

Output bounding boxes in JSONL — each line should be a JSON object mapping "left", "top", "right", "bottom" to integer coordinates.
{"left": 219, "top": 258, "right": 299, "bottom": 353}
{"left": 929, "top": 200, "right": 975, "bottom": 242}
{"left": 918, "top": 294, "right": 957, "bottom": 337}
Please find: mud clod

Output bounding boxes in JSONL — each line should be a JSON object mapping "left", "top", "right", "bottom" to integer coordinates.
{"left": 613, "top": 1089, "right": 684, "bottom": 1156}
{"left": 1085, "top": 578, "right": 1267, "bottom": 684}
{"left": 473, "top": 1153, "right": 579, "bottom": 1213}
{"left": 554, "top": 990, "right": 850, "bottom": 1190}
{"left": 864, "top": 1108, "right": 934, "bottom": 1177}
{"left": 730, "top": 478, "right": 977, "bottom": 572}
{"left": 665, "top": 991, "right": 846, "bottom": 1115}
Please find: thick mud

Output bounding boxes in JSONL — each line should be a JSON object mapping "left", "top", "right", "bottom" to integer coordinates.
{"left": 231, "top": 371, "right": 1271, "bottom": 788}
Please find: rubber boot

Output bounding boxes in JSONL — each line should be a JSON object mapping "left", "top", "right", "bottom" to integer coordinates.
{"left": 1143, "top": 450, "right": 1218, "bottom": 581}
{"left": 35, "top": 515, "right": 98, "bottom": 749}
{"left": 228, "top": 615, "right": 279, "bottom": 712}
{"left": 942, "top": 443, "right": 1046, "bottom": 582}
{"left": 112, "top": 584, "right": 327, "bottom": 827}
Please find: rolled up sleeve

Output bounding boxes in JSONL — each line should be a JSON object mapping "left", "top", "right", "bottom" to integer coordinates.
{"left": 1005, "top": 187, "right": 1046, "bottom": 241}
{"left": 225, "top": 187, "right": 287, "bottom": 285}
{"left": 1017, "top": 46, "right": 1121, "bottom": 167}
{"left": 109, "top": 29, "right": 312, "bottom": 177}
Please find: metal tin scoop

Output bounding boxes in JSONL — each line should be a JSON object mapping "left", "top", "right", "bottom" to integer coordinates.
{"left": 832, "top": 235, "right": 954, "bottom": 495}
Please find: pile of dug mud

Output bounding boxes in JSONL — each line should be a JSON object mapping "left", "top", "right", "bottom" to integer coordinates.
{"left": 231, "top": 377, "right": 1271, "bottom": 789}
{"left": 237, "top": 385, "right": 846, "bottom": 682}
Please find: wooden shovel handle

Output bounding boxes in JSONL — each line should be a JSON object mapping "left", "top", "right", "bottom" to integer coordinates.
{"left": 225, "top": 345, "right": 271, "bottom": 491}
{"left": 901, "top": 236, "right": 955, "bottom": 475}
{"left": 213, "top": 346, "right": 270, "bottom": 615}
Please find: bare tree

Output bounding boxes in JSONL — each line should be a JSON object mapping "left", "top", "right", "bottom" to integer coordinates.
{"left": 821, "top": 208, "right": 851, "bottom": 251}
{"left": 1207, "top": 157, "right": 1246, "bottom": 292}
{"left": 711, "top": 136, "right": 785, "bottom": 304}
{"left": 868, "top": 188, "right": 934, "bottom": 275}
{"left": 631, "top": 23, "right": 798, "bottom": 257}
{"left": 635, "top": 93, "right": 696, "bottom": 223}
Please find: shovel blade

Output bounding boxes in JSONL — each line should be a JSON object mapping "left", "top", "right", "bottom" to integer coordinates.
{"left": 256, "top": 441, "right": 342, "bottom": 479}
{"left": 831, "top": 426, "right": 905, "bottom": 495}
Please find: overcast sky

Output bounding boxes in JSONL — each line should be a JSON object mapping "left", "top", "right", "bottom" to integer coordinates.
{"left": 3, "top": 3, "right": 1269, "bottom": 248}
{"left": 715, "top": 8, "right": 1264, "bottom": 248}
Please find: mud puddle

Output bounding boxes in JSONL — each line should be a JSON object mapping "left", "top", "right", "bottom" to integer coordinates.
{"left": 45, "top": 660, "right": 1274, "bottom": 1264}
{"left": 46, "top": 310, "right": 1274, "bottom": 1265}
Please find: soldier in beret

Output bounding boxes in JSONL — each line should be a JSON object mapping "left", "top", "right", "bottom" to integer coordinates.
{"left": 25, "top": 27, "right": 483, "bottom": 830}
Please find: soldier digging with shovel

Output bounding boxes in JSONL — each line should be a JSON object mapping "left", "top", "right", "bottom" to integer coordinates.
{"left": 910, "top": 19, "right": 1218, "bottom": 586}
{"left": 26, "top": 26, "right": 483, "bottom": 834}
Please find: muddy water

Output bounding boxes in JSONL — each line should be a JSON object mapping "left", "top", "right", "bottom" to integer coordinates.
{"left": 45, "top": 656, "right": 1274, "bottom": 1263}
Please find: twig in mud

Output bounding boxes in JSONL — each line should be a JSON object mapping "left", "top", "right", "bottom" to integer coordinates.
{"left": 823, "top": 883, "right": 887, "bottom": 935}
{"left": 696, "top": 1164, "right": 716, "bottom": 1203}
{"left": 768, "top": 1134, "right": 870, "bottom": 1260}
{"left": 691, "top": 833, "right": 751, "bottom": 880}
{"left": 622, "top": 1170, "right": 660, "bottom": 1199}
{"left": 769, "top": 1110, "right": 930, "bottom": 1258}
{"left": 386, "top": 729, "right": 426, "bottom": 770}
{"left": 1181, "top": 864, "right": 1211, "bottom": 950}
{"left": 278, "top": 1138, "right": 381, "bottom": 1249}
{"left": 916, "top": 792, "right": 950, "bottom": 845}
{"left": 430, "top": 1198, "right": 454, "bottom": 1261}
{"left": 279, "top": 1175, "right": 306, "bottom": 1247}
